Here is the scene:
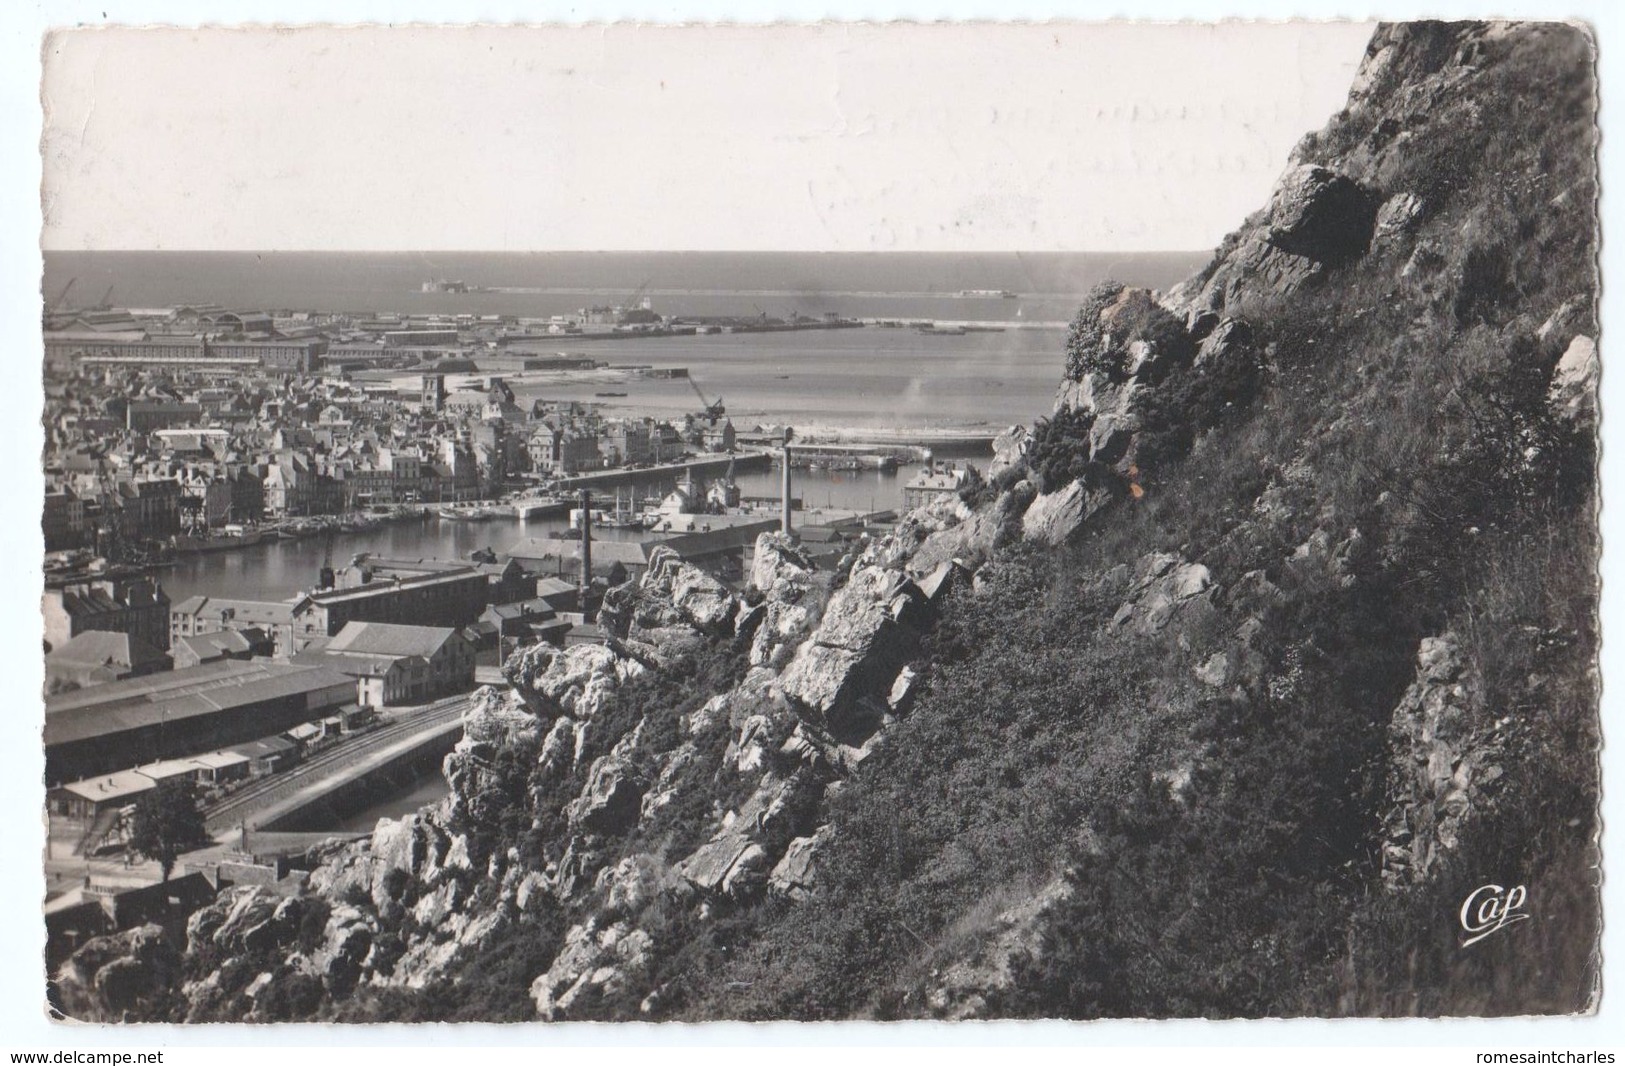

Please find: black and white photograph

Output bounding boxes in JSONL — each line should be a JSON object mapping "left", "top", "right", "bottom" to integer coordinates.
{"left": 14, "top": 7, "right": 1611, "bottom": 1041}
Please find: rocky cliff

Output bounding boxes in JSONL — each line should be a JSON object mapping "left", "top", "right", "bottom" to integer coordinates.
{"left": 58, "top": 20, "right": 1598, "bottom": 1022}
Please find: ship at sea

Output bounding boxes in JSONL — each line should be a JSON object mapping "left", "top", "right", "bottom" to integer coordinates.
{"left": 956, "top": 289, "right": 1018, "bottom": 299}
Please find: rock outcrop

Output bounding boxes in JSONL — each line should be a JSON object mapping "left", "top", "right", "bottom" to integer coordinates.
{"left": 777, "top": 564, "right": 922, "bottom": 741}
{"left": 1110, "top": 552, "right": 1216, "bottom": 635}
{"left": 56, "top": 924, "right": 182, "bottom": 1022}
{"left": 1381, "top": 635, "right": 1505, "bottom": 887}
{"left": 1263, "top": 164, "right": 1378, "bottom": 264}
{"left": 1022, "top": 479, "right": 1110, "bottom": 547}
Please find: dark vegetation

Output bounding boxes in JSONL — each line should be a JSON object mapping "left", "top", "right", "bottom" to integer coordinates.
{"left": 1025, "top": 408, "right": 1124, "bottom": 497}
{"left": 683, "top": 22, "right": 1599, "bottom": 1019}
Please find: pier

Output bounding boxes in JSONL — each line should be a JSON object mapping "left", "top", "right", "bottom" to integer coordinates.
{"left": 735, "top": 431, "right": 997, "bottom": 456}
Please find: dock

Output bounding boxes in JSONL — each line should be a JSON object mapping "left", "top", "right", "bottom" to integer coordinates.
{"left": 509, "top": 497, "right": 574, "bottom": 521}
{"left": 736, "top": 431, "right": 997, "bottom": 456}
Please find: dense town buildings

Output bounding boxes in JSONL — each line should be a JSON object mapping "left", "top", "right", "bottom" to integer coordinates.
{"left": 42, "top": 303, "right": 729, "bottom": 563}
{"left": 42, "top": 575, "right": 172, "bottom": 653}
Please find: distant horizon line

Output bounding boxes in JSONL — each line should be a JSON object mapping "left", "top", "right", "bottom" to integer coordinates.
{"left": 41, "top": 248, "right": 1212, "bottom": 257}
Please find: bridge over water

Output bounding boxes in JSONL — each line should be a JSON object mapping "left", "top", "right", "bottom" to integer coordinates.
{"left": 203, "top": 696, "right": 470, "bottom": 836}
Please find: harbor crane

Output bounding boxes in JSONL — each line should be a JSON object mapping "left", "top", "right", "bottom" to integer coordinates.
{"left": 48, "top": 276, "right": 76, "bottom": 312}
{"left": 688, "top": 376, "right": 725, "bottom": 424}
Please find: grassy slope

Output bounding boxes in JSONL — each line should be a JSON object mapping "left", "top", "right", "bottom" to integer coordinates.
{"left": 687, "top": 21, "right": 1600, "bottom": 1019}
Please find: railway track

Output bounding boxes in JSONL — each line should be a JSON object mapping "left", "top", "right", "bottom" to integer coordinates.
{"left": 203, "top": 696, "right": 470, "bottom": 832}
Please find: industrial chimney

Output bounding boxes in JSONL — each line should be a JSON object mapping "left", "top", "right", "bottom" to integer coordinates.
{"left": 578, "top": 487, "right": 593, "bottom": 619}
{"left": 780, "top": 427, "right": 795, "bottom": 536}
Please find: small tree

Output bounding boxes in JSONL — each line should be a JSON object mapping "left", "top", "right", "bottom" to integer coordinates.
{"left": 128, "top": 779, "right": 208, "bottom": 881}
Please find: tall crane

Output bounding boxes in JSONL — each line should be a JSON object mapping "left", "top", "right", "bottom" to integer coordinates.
{"left": 627, "top": 277, "right": 652, "bottom": 309}
{"left": 688, "top": 376, "right": 725, "bottom": 424}
{"left": 48, "top": 276, "right": 76, "bottom": 313}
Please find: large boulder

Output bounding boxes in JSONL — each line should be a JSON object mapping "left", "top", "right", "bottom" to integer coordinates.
{"left": 1193, "top": 317, "right": 1256, "bottom": 370}
{"left": 1055, "top": 370, "right": 1137, "bottom": 418}
{"left": 749, "top": 599, "right": 818, "bottom": 670}
{"left": 777, "top": 566, "right": 916, "bottom": 738}
{"left": 187, "top": 885, "right": 301, "bottom": 957}
{"left": 569, "top": 755, "right": 645, "bottom": 836}
{"left": 1264, "top": 164, "right": 1378, "bottom": 264}
{"left": 597, "top": 580, "right": 684, "bottom": 640}
{"left": 752, "top": 531, "right": 817, "bottom": 597}
{"left": 306, "top": 809, "right": 467, "bottom": 912}
{"left": 640, "top": 546, "right": 737, "bottom": 633}
{"left": 1196, "top": 235, "right": 1325, "bottom": 315}
{"left": 908, "top": 504, "right": 1005, "bottom": 575}
{"left": 676, "top": 836, "right": 772, "bottom": 900}
{"left": 1022, "top": 479, "right": 1110, "bottom": 546}
{"left": 1087, "top": 411, "right": 1139, "bottom": 466}
{"left": 307, "top": 903, "right": 377, "bottom": 995}
{"left": 768, "top": 824, "right": 834, "bottom": 902}
{"left": 668, "top": 563, "right": 736, "bottom": 633}
{"left": 443, "top": 693, "right": 550, "bottom": 828}
{"left": 989, "top": 424, "right": 1033, "bottom": 478}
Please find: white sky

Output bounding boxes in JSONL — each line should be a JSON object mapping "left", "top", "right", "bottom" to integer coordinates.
{"left": 40, "top": 21, "right": 1374, "bottom": 252}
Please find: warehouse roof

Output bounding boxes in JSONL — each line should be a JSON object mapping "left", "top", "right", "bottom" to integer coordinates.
{"left": 325, "top": 621, "right": 460, "bottom": 659}
{"left": 44, "top": 661, "right": 355, "bottom": 748}
{"left": 53, "top": 770, "right": 156, "bottom": 805}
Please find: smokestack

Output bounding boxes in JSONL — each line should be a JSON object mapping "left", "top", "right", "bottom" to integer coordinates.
{"left": 579, "top": 488, "right": 593, "bottom": 619}
{"left": 781, "top": 427, "right": 795, "bottom": 536}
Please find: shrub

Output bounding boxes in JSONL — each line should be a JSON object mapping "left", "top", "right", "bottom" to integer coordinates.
{"left": 1026, "top": 408, "right": 1124, "bottom": 496}
{"left": 1062, "top": 281, "right": 1127, "bottom": 380}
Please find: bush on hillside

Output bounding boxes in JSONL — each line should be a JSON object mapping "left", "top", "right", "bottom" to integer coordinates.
{"left": 1063, "top": 281, "right": 1127, "bottom": 381}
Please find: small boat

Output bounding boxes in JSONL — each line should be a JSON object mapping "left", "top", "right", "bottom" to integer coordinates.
{"left": 594, "top": 391, "right": 628, "bottom": 398}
